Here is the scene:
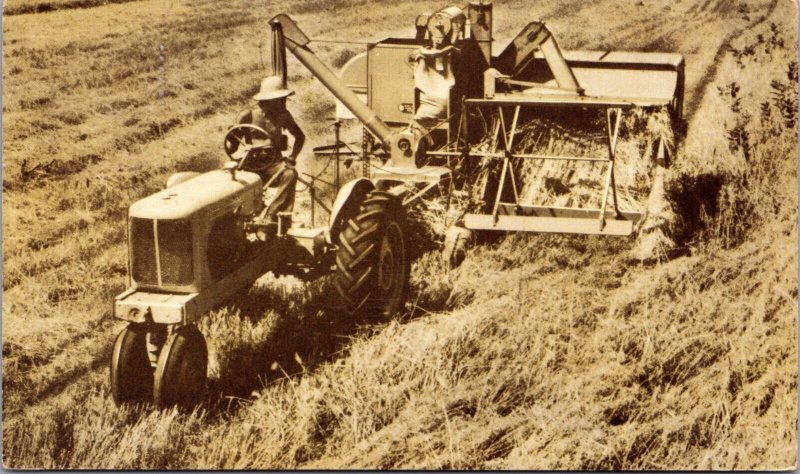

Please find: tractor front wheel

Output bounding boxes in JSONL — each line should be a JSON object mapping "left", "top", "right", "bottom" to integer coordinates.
{"left": 110, "top": 323, "right": 154, "bottom": 405}
{"left": 153, "top": 325, "right": 207, "bottom": 409}
{"left": 334, "top": 191, "right": 409, "bottom": 318}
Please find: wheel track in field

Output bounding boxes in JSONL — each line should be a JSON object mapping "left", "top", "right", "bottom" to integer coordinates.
{"left": 3, "top": 0, "right": 139, "bottom": 15}
{"left": 4, "top": 339, "right": 114, "bottom": 417}
{"left": 682, "top": 0, "right": 781, "bottom": 119}
{"left": 2, "top": 316, "right": 117, "bottom": 417}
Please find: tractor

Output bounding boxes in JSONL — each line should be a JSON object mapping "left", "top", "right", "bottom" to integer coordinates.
{"left": 111, "top": 1, "right": 684, "bottom": 407}
{"left": 110, "top": 138, "right": 409, "bottom": 407}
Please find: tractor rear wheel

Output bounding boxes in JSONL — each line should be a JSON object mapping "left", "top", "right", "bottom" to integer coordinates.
{"left": 153, "top": 325, "right": 207, "bottom": 409}
{"left": 333, "top": 191, "right": 409, "bottom": 318}
{"left": 110, "top": 323, "right": 154, "bottom": 405}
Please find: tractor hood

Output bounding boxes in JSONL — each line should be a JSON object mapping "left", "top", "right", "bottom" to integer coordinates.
{"left": 129, "top": 169, "right": 262, "bottom": 220}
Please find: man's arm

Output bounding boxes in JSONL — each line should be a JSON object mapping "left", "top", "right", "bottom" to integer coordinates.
{"left": 235, "top": 109, "right": 253, "bottom": 125}
{"left": 284, "top": 112, "right": 305, "bottom": 161}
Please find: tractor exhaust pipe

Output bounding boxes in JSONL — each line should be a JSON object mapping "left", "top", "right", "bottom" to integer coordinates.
{"left": 270, "top": 14, "right": 394, "bottom": 147}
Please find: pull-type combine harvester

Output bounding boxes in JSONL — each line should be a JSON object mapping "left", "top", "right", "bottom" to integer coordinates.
{"left": 111, "top": 2, "right": 684, "bottom": 407}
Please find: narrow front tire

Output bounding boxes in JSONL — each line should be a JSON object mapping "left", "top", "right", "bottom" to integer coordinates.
{"left": 110, "top": 323, "right": 154, "bottom": 405}
{"left": 153, "top": 325, "right": 207, "bottom": 409}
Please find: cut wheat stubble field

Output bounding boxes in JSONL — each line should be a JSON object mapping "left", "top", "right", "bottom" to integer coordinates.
{"left": 2, "top": 0, "right": 797, "bottom": 469}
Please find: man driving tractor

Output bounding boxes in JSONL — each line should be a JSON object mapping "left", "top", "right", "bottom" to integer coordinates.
{"left": 235, "top": 75, "right": 306, "bottom": 222}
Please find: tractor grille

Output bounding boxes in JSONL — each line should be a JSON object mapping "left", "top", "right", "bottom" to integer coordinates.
{"left": 130, "top": 218, "right": 193, "bottom": 286}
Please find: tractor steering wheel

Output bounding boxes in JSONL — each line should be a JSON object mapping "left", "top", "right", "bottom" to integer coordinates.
{"left": 223, "top": 124, "right": 275, "bottom": 164}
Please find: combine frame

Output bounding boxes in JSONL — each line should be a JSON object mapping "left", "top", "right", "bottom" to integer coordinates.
{"left": 311, "top": 9, "right": 684, "bottom": 239}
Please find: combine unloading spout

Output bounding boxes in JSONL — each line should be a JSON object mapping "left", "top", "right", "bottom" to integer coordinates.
{"left": 270, "top": 14, "right": 394, "bottom": 147}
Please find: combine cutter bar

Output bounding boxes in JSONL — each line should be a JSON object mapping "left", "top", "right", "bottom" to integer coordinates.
{"left": 464, "top": 214, "right": 633, "bottom": 236}
{"left": 464, "top": 205, "right": 643, "bottom": 236}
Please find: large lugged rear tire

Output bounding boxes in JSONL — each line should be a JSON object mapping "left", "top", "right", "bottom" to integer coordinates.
{"left": 333, "top": 191, "right": 409, "bottom": 318}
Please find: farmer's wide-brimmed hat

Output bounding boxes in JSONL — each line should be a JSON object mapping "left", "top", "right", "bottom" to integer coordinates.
{"left": 253, "top": 76, "right": 295, "bottom": 101}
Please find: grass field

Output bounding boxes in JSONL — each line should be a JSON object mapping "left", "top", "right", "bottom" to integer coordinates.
{"left": 2, "top": 0, "right": 797, "bottom": 469}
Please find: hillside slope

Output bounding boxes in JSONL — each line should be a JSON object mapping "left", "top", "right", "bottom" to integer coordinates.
{"left": 3, "top": 0, "right": 796, "bottom": 469}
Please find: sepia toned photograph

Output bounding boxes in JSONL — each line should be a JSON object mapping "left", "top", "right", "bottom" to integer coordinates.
{"left": 2, "top": 0, "right": 797, "bottom": 469}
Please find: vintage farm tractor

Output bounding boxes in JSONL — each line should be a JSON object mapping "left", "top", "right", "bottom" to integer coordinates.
{"left": 111, "top": 2, "right": 684, "bottom": 407}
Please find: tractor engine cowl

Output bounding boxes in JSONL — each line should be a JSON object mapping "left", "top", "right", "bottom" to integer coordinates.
{"left": 126, "top": 169, "right": 264, "bottom": 293}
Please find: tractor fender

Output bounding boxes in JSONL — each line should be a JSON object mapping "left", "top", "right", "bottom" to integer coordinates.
{"left": 166, "top": 171, "right": 201, "bottom": 189}
{"left": 327, "top": 178, "right": 375, "bottom": 244}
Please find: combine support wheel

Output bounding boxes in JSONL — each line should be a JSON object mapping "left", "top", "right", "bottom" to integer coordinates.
{"left": 110, "top": 323, "right": 154, "bottom": 405}
{"left": 442, "top": 226, "right": 474, "bottom": 268}
{"left": 153, "top": 324, "right": 208, "bottom": 409}
{"left": 333, "top": 191, "right": 409, "bottom": 318}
